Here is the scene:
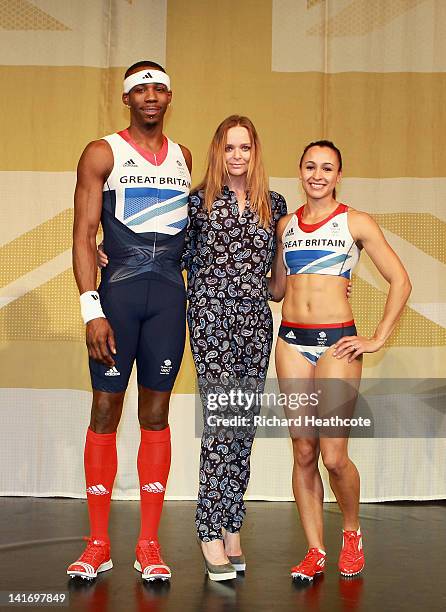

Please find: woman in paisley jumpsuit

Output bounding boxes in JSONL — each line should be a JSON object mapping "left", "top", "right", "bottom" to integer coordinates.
{"left": 183, "top": 115, "right": 287, "bottom": 577}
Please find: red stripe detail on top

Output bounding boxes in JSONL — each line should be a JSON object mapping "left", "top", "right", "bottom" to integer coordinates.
{"left": 296, "top": 203, "right": 348, "bottom": 233}
{"left": 281, "top": 319, "right": 355, "bottom": 329}
{"left": 118, "top": 129, "right": 168, "bottom": 165}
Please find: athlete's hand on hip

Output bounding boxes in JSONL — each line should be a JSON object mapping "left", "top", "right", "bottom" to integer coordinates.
{"left": 86, "top": 318, "right": 116, "bottom": 366}
{"left": 97, "top": 243, "right": 108, "bottom": 268}
{"left": 346, "top": 280, "right": 353, "bottom": 299}
{"left": 332, "top": 335, "right": 384, "bottom": 362}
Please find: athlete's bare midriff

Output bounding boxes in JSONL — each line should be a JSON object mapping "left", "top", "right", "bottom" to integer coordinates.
{"left": 282, "top": 274, "right": 353, "bottom": 324}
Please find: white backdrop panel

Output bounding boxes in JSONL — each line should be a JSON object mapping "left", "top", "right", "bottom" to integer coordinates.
{"left": 1, "top": 387, "right": 444, "bottom": 501}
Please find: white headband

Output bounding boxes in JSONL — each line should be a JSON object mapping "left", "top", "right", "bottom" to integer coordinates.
{"left": 123, "top": 69, "right": 171, "bottom": 94}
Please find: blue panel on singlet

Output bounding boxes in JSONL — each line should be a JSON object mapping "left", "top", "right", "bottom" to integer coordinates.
{"left": 304, "top": 253, "right": 349, "bottom": 274}
{"left": 124, "top": 188, "right": 184, "bottom": 220}
{"left": 167, "top": 218, "right": 188, "bottom": 230}
{"left": 127, "top": 195, "right": 189, "bottom": 227}
{"left": 102, "top": 189, "right": 116, "bottom": 216}
{"left": 285, "top": 249, "right": 334, "bottom": 273}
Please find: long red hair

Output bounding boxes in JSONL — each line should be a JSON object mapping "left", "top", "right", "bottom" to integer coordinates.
{"left": 196, "top": 115, "right": 271, "bottom": 228}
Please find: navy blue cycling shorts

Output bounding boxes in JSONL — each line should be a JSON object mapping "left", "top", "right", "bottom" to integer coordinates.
{"left": 89, "top": 276, "right": 186, "bottom": 393}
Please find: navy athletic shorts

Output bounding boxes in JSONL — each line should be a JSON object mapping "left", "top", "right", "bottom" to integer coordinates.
{"left": 278, "top": 319, "right": 357, "bottom": 366}
{"left": 89, "top": 276, "right": 186, "bottom": 393}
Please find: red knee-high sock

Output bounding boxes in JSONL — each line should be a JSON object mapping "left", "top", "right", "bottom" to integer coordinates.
{"left": 84, "top": 428, "right": 117, "bottom": 541}
{"left": 137, "top": 426, "right": 171, "bottom": 541}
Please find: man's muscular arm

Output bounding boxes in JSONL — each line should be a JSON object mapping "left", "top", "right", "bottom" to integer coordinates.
{"left": 73, "top": 140, "right": 111, "bottom": 291}
{"left": 72, "top": 140, "right": 116, "bottom": 366}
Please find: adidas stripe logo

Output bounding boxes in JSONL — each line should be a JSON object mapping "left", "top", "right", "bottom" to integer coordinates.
{"left": 142, "top": 71, "right": 152, "bottom": 79}
{"left": 123, "top": 159, "right": 137, "bottom": 167}
{"left": 141, "top": 482, "right": 165, "bottom": 493}
{"left": 86, "top": 484, "right": 109, "bottom": 495}
{"left": 285, "top": 330, "right": 296, "bottom": 339}
{"left": 105, "top": 366, "right": 120, "bottom": 377}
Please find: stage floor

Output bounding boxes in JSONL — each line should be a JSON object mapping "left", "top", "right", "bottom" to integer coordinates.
{"left": 0, "top": 499, "right": 444, "bottom": 612}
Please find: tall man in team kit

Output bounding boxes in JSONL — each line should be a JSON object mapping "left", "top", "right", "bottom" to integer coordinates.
{"left": 68, "top": 61, "right": 192, "bottom": 581}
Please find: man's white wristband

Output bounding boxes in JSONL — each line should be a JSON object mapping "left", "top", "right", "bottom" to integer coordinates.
{"left": 80, "top": 291, "right": 106, "bottom": 324}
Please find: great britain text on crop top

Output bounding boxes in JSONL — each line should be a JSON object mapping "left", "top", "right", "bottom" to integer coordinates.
{"left": 119, "top": 175, "right": 190, "bottom": 187}
{"left": 284, "top": 238, "right": 346, "bottom": 248}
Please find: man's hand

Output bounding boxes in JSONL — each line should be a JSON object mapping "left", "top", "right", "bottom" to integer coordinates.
{"left": 346, "top": 280, "right": 353, "bottom": 299}
{"left": 97, "top": 243, "right": 109, "bottom": 268}
{"left": 86, "top": 318, "right": 116, "bottom": 366}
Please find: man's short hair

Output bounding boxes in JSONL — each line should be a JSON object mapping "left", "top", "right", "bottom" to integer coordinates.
{"left": 124, "top": 61, "right": 166, "bottom": 78}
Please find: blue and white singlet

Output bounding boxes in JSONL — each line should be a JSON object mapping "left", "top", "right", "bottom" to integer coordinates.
{"left": 101, "top": 129, "right": 191, "bottom": 286}
{"left": 282, "top": 203, "right": 360, "bottom": 279}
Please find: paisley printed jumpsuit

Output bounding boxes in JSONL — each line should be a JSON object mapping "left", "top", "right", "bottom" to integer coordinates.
{"left": 183, "top": 186, "right": 287, "bottom": 541}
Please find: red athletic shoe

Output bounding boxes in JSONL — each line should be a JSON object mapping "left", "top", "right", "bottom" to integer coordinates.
{"left": 134, "top": 539, "right": 171, "bottom": 581}
{"left": 291, "top": 548, "right": 326, "bottom": 580}
{"left": 67, "top": 537, "right": 113, "bottom": 580}
{"left": 338, "top": 529, "right": 365, "bottom": 576}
